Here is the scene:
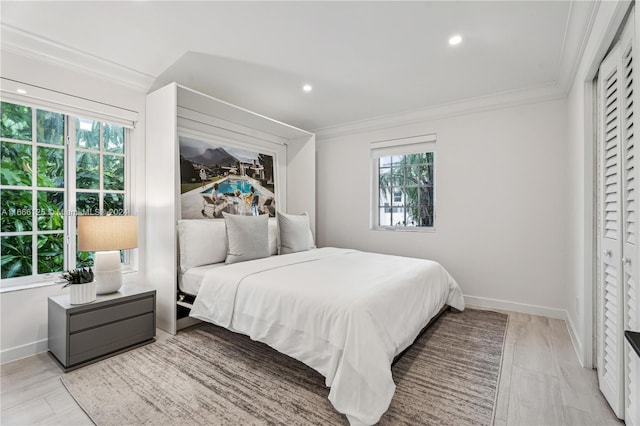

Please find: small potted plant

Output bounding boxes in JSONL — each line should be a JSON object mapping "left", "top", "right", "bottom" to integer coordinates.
{"left": 62, "top": 267, "right": 96, "bottom": 304}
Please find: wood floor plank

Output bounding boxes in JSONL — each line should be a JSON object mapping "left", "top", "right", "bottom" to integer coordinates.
{"left": 506, "top": 365, "right": 566, "bottom": 426}
{"left": 44, "top": 386, "right": 91, "bottom": 420}
{"left": 562, "top": 404, "right": 622, "bottom": 426}
{"left": 1, "top": 396, "right": 57, "bottom": 425}
{"left": 1, "top": 377, "right": 62, "bottom": 412}
{"left": 494, "top": 312, "right": 516, "bottom": 422}
{"left": 511, "top": 315, "right": 558, "bottom": 374}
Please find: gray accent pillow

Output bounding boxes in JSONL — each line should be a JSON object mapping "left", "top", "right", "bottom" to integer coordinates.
{"left": 277, "top": 211, "right": 316, "bottom": 255}
{"left": 223, "top": 213, "right": 270, "bottom": 264}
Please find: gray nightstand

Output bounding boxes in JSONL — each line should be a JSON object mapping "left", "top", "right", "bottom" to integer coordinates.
{"left": 48, "top": 284, "right": 156, "bottom": 372}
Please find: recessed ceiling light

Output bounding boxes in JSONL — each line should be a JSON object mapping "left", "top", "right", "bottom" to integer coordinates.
{"left": 16, "top": 88, "right": 27, "bottom": 94}
{"left": 449, "top": 35, "right": 462, "bottom": 46}
{"left": 302, "top": 84, "right": 312, "bottom": 92}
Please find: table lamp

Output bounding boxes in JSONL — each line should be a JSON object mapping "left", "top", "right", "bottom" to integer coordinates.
{"left": 77, "top": 215, "right": 138, "bottom": 294}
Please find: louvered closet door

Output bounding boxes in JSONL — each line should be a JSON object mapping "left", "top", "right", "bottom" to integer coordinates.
{"left": 620, "top": 14, "right": 640, "bottom": 426}
{"left": 598, "top": 44, "right": 626, "bottom": 419}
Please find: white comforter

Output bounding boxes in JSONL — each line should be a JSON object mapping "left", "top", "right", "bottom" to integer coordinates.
{"left": 190, "top": 247, "right": 464, "bottom": 425}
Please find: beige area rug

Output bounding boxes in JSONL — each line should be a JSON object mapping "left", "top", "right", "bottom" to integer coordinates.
{"left": 61, "top": 308, "right": 508, "bottom": 425}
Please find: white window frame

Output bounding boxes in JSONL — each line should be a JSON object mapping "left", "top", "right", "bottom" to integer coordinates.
{"left": 0, "top": 86, "right": 136, "bottom": 290}
{"left": 370, "top": 134, "right": 436, "bottom": 232}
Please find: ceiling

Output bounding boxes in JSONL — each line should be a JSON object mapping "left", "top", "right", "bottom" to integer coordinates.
{"left": 1, "top": 1, "right": 596, "bottom": 132}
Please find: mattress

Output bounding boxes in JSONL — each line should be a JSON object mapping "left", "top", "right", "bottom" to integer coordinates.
{"left": 178, "top": 263, "right": 227, "bottom": 295}
{"left": 190, "top": 247, "right": 464, "bottom": 425}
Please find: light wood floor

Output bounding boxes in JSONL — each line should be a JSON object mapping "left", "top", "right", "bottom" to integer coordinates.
{"left": 492, "top": 311, "right": 622, "bottom": 426}
{"left": 0, "top": 311, "right": 624, "bottom": 426}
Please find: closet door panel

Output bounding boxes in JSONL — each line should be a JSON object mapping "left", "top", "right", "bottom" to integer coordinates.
{"left": 598, "top": 45, "right": 626, "bottom": 419}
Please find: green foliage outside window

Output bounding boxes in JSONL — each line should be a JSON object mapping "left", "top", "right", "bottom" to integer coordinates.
{"left": 76, "top": 250, "right": 95, "bottom": 269}
{"left": 37, "top": 110, "right": 64, "bottom": 145}
{"left": 76, "top": 192, "right": 100, "bottom": 216}
{"left": 37, "top": 233, "right": 64, "bottom": 274}
{"left": 104, "top": 123, "right": 124, "bottom": 153}
{"left": 104, "top": 155, "right": 125, "bottom": 190}
{"left": 37, "top": 191, "right": 64, "bottom": 231}
{"left": 1, "top": 102, "right": 127, "bottom": 281}
{"left": 1, "top": 102, "right": 32, "bottom": 141}
{"left": 1, "top": 141, "right": 32, "bottom": 186}
{"left": 104, "top": 193, "right": 124, "bottom": 213}
{"left": 37, "top": 146, "right": 64, "bottom": 187}
{"left": 76, "top": 118, "right": 100, "bottom": 150}
{"left": 76, "top": 152, "right": 100, "bottom": 189}
{"left": 1, "top": 235, "right": 32, "bottom": 279}
{"left": 1, "top": 189, "right": 33, "bottom": 232}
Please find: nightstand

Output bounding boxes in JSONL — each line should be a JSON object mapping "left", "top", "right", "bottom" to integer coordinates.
{"left": 48, "top": 284, "right": 156, "bottom": 372}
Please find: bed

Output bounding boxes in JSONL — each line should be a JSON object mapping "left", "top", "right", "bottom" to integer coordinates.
{"left": 178, "top": 215, "right": 464, "bottom": 425}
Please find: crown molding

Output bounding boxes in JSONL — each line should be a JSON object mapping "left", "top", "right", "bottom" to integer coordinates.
{"left": 1, "top": 24, "right": 154, "bottom": 93}
{"left": 314, "top": 83, "right": 565, "bottom": 140}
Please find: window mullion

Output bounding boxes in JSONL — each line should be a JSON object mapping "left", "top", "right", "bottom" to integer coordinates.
{"left": 125, "top": 128, "right": 132, "bottom": 212}
{"left": 66, "top": 117, "right": 77, "bottom": 270}
{"left": 123, "top": 128, "right": 133, "bottom": 267}
{"left": 31, "top": 108, "right": 38, "bottom": 275}
{"left": 99, "top": 123, "right": 104, "bottom": 215}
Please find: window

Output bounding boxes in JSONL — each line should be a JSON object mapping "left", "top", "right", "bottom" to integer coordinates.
{"left": 1, "top": 101, "right": 130, "bottom": 285}
{"left": 371, "top": 134, "right": 436, "bottom": 230}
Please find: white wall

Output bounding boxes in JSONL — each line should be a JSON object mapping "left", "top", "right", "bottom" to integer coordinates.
{"left": 287, "top": 135, "right": 317, "bottom": 233}
{"left": 0, "top": 50, "right": 147, "bottom": 363}
{"left": 316, "top": 98, "right": 569, "bottom": 316}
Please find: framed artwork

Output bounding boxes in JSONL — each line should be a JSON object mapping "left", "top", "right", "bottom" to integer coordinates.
{"left": 178, "top": 135, "right": 277, "bottom": 219}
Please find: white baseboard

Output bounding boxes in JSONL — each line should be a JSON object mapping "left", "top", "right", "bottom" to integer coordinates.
{"left": 0, "top": 338, "right": 48, "bottom": 365}
{"left": 564, "top": 313, "right": 586, "bottom": 368}
{"left": 464, "top": 295, "right": 566, "bottom": 319}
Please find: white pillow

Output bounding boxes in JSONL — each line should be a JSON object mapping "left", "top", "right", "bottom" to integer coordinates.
{"left": 224, "top": 213, "right": 270, "bottom": 264}
{"left": 277, "top": 211, "right": 316, "bottom": 255}
{"left": 177, "top": 220, "right": 227, "bottom": 272}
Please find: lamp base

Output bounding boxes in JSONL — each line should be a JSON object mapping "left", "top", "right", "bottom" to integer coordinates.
{"left": 94, "top": 251, "right": 122, "bottom": 294}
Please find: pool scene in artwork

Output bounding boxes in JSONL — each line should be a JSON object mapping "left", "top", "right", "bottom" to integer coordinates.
{"left": 201, "top": 178, "right": 255, "bottom": 196}
{"left": 193, "top": 177, "right": 275, "bottom": 218}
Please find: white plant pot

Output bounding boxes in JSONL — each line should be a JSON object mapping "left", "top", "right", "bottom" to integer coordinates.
{"left": 69, "top": 281, "right": 97, "bottom": 305}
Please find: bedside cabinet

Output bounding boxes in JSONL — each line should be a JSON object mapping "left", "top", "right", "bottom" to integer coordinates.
{"left": 48, "top": 285, "right": 156, "bottom": 372}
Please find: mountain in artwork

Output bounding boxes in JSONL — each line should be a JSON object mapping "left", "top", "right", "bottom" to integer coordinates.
{"left": 187, "top": 147, "right": 239, "bottom": 166}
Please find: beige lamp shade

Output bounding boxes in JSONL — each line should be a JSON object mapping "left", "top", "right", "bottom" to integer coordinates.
{"left": 77, "top": 215, "right": 138, "bottom": 251}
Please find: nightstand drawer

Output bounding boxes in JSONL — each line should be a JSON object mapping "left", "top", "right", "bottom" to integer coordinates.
{"left": 69, "top": 312, "right": 154, "bottom": 365}
{"left": 69, "top": 297, "right": 154, "bottom": 332}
